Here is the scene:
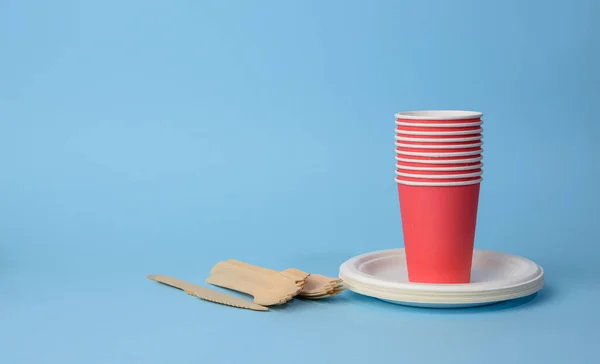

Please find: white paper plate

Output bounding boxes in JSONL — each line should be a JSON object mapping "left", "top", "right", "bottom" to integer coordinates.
{"left": 339, "top": 248, "right": 544, "bottom": 308}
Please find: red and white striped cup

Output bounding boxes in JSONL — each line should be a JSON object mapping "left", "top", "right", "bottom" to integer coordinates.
{"left": 393, "top": 110, "right": 484, "bottom": 284}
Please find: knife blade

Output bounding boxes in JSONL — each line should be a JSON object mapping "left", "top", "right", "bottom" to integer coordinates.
{"left": 147, "top": 274, "right": 268, "bottom": 311}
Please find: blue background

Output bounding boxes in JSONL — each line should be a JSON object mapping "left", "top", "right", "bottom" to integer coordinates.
{"left": 1, "top": 0, "right": 599, "bottom": 363}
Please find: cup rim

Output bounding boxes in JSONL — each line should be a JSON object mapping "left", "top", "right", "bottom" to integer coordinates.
{"left": 395, "top": 162, "right": 483, "bottom": 171}
{"left": 395, "top": 155, "right": 483, "bottom": 164}
{"left": 395, "top": 110, "right": 483, "bottom": 120}
{"left": 395, "top": 170, "right": 483, "bottom": 179}
{"left": 395, "top": 177, "right": 483, "bottom": 186}
{"left": 395, "top": 120, "right": 483, "bottom": 128}
{"left": 394, "top": 135, "right": 483, "bottom": 143}
{"left": 394, "top": 141, "right": 483, "bottom": 149}
{"left": 396, "top": 149, "right": 483, "bottom": 157}
{"left": 395, "top": 128, "right": 483, "bottom": 136}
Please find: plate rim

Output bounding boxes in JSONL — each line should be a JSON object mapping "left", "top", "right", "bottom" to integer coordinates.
{"left": 339, "top": 248, "right": 544, "bottom": 294}
{"left": 341, "top": 274, "right": 544, "bottom": 305}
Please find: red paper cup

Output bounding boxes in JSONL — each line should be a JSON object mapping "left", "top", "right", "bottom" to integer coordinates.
{"left": 395, "top": 177, "right": 482, "bottom": 186}
{"left": 396, "top": 155, "right": 483, "bottom": 164}
{"left": 396, "top": 180, "right": 481, "bottom": 283}
{"left": 396, "top": 148, "right": 482, "bottom": 155}
{"left": 394, "top": 134, "right": 483, "bottom": 145}
{"left": 395, "top": 141, "right": 483, "bottom": 149}
{"left": 396, "top": 124, "right": 482, "bottom": 133}
{"left": 396, "top": 148, "right": 483, "bottom": 157}
{"left": 395, "top": 169, "right": 483, "bottom": 178}
{"left": 396, "top": 128, "right": 483, "bottom": 136}
{"left": 395, "top": 162, "right": 483, "bottom": 171}
{"left": 395, "top": 110, "right": 483, "bottom": 125}
{"left": 395, "top": 134, "right": 483, "bottom": 143}
{"left": 396, "top": 121, "right": 482, "bottom": 128}
{"left": 395, "top": 175, "right": 481, "bottom": 183}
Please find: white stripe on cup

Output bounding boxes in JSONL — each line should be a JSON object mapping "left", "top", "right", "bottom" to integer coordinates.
{"left": 395, "top": 120, "right": 483, "bottom": 128}
{"left": 395, "top": 162, "right": 483, "bottom": 171}
{"left": 396, "top": 149, "right": 483, "bottom": 157}
{"left": 394, "top": 141, "right": 483, "bottom": 149}
{"left": 395, "top": 155, "right": 483, "bottom": 164}
{"left": 395, "top": 177, "right": 483, "bottom": 186}
{"left": 394, "top": 135, "right": 483, "bottom": 143}
{"left": 395, "top": 128, "right": 483, "bottom": 136}
{"left": 394, "top": 170, "right": 483, "bottom": 179}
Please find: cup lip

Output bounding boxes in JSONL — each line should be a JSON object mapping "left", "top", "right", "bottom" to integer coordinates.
{"left": 394, "top": 135, "right": 483, "bottom": 143}
{"left": 396, "top": 149, "right": 483, "bottom": 157}
{"left": 395, "top": 155, "right": 483, "bottom": 164}
{"left": 395, "top": 162, "right": 483, "bottom": 171}
{"left": 394, "top": 141, "right": 483, "bottom": 149}
{"left": 395, "top": 170, "right": 483, "bottom": 179}
{"left": 395, "top": 177, "right": 483, "bottom": 186}
{"left": 395, "top": 110, "right": 483, "bottom": 120}
{"left": 395, "top": 128, "right": 483, "bottom": 136}
{"left": 395, "top": 120, "right": 483, "bottom": 128}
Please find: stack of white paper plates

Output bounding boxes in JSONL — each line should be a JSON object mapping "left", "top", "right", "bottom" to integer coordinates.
{"left": 339, "top": 248, "right": 544, "bottom": 308}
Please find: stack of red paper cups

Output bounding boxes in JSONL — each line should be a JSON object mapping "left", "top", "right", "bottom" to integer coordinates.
{"left": 395, "top": 110, "right": 483, "bottom": 284}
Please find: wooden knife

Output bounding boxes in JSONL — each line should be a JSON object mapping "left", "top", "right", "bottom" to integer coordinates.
{"left": 147, "top": 274, "right": 268, "bottom": 311}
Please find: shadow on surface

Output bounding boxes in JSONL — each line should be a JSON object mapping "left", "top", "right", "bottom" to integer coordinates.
{"left": 269, "top": 293, "right": 354, "bottom": 312}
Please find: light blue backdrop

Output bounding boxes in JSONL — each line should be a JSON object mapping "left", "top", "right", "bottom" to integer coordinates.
{"left": 1, "top": 0, "right": 599, "bottom": 363}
